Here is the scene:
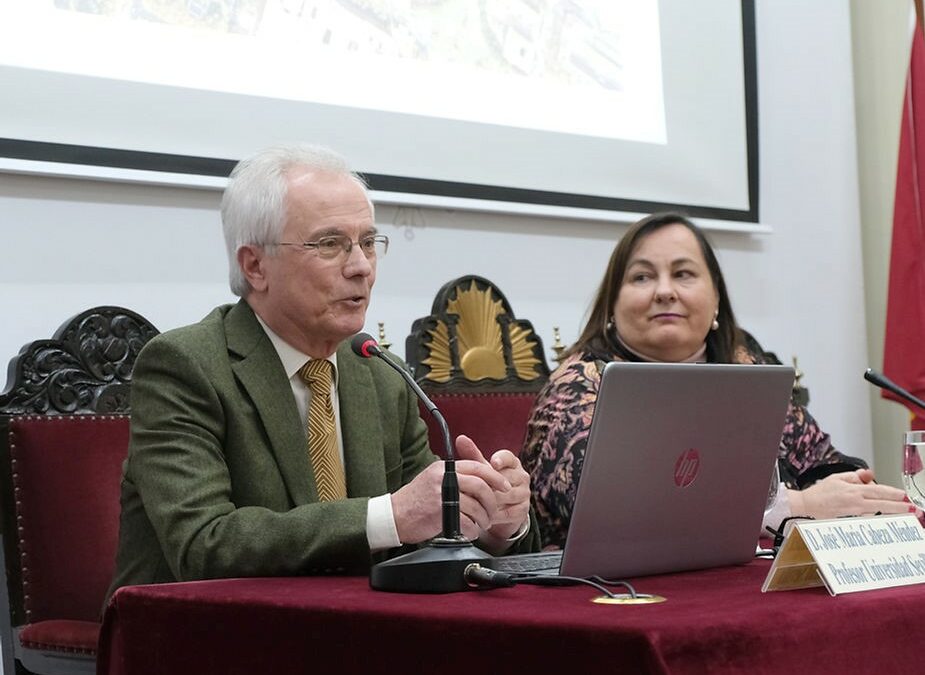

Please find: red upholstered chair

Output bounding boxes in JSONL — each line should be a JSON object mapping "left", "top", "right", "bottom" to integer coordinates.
{"left": 404, "top": 276, "right": 550, "bottom": 459}
{"left": 0, "top": 307, "right": 158, "bottom": 675}
{"left": 419, "top": 390, "right": 541, "bottom": 460}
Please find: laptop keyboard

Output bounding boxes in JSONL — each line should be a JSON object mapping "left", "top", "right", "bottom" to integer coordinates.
{"left": 493, "top": 550, "right": 563, "bottom": 574}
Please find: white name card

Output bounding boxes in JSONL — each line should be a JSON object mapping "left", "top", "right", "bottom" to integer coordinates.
{"left": 762, "top": 514, "right": 925, "bottom": 595}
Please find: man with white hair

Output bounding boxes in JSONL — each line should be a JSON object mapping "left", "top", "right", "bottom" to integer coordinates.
{"left": 106, "top": 144, "right": 536, "bottom": 599}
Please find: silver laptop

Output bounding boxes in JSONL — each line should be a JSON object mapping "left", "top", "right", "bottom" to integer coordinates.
{"left": 496, "top": 361, "right": 794, "bottom": 579}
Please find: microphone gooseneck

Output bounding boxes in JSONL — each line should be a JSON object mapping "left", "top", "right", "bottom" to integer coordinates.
{"left": 864, "top": 368, "right": 925, "bottom": 413}
{"left": 351, "top": 332, "right": 491, "bottom": 592}
{"left": 350, "top": 333, "right": 459, "bottom": 538}
{"left": 350, "top": 333, "right": 453, "bottom": 459}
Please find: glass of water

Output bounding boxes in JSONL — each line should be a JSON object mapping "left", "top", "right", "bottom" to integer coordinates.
{"left": 902, "top": 430, "right": 925, "bottom": 509}
{"left": 765, "top": 462, "right": 781, "bottom": 517}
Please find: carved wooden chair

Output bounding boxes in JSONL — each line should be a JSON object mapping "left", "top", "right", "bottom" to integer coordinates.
{"left": 405, "top": 275, "right": 550, "bottom": 458}
{"left": 0, "top": 307, "right": 158, "bottom": 675}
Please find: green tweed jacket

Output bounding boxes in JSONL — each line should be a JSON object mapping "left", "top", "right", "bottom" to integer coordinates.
{"left": 107, "top": 300, "right": 453, "bottom": 601}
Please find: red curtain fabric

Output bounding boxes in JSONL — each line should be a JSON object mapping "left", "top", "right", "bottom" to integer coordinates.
{"left": 885, "top": 25, "right": 925, "bottom": 428}
{"left": 98, "top": 561, "right": 923, "bottom": 675}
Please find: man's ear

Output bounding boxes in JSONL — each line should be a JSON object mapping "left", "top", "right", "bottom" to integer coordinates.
{"left": 238, "top": 245, "right": 269, "bottom": 293}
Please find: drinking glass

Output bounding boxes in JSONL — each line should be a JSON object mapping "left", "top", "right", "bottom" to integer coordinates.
{"left": 902, "top": 430, "right": 925, "bottom": 509}
{"left": 765, "top": 462, "right": 781, "bottom": 517}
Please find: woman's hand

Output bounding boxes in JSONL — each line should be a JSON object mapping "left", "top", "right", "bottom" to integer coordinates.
{"left": 788, "top": 469, "right": 910, "bottom": 520}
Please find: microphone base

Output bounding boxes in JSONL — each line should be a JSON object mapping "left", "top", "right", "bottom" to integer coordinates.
{"left": 370, "top": 540, "right": 492, "bottom": 593}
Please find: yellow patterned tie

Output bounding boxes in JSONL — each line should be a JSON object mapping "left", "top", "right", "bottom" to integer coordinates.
{"left": 298, "top": 359, "right": 347, "bottom": 502}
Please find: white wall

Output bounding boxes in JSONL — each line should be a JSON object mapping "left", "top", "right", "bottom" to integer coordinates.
{"left": 0, "top": 2, "right": 877, "bottom": 468}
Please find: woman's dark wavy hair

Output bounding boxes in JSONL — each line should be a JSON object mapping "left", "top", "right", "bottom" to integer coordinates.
{"left": 564, "top": 212, "right": 741, "bottom": 364}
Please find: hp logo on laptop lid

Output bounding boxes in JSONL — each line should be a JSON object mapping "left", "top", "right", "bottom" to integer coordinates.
{"left": 674, "top": 448, "right": 700, "bottom": 487}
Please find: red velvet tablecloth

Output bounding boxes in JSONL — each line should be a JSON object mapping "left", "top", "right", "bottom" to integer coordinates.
{"left": 98, "top": 559, "right": 923, "bottom": 675}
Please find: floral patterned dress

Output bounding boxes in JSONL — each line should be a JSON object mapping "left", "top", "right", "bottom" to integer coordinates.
{"left": 521, "top": 346, "right": 864, "bottom": 548}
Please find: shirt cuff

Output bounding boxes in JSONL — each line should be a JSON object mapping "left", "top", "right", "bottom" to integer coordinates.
{"left": 367, "top": 493, "right": 401, "bottom": 553}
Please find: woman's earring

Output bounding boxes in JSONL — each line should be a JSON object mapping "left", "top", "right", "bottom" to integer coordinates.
{"left": 711, "top": 310, "right": 720, "bottom": 331}
{"left": 606, "top": 317, "right": 615, "bottom": 332}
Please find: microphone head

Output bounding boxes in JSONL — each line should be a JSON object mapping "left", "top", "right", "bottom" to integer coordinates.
{"left": 350, "top": 332, "right": 381, "bottom": 358}
{"left": 863, "top": 368, "right": 885, "bottom": 386}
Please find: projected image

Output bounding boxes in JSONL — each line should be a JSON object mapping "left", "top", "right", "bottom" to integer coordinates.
{"left": 53, "top": 0, "right": 266, "bottom": 34}
{"left": 0, "top": 0, "right": 754, "bottom": 219}
{"left": 40, "top": 0, "right": 663, "bottom": 142}
{"left": 54, "top": 1, "right": 624, "bottom": 91}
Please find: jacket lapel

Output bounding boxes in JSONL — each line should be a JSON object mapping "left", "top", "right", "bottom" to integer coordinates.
{"left": 225, "top": 301, "right": 317, "bottom": 505}
{"left": 336, "top": 342, "right": 387, "bottom": 498}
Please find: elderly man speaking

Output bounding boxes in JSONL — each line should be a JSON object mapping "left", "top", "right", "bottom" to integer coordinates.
{"left": 106, "top": 144, "right": 536, "bottom": 600}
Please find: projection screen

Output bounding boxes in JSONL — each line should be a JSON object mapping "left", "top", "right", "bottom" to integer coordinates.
{"left": 0, "top": 0, "right": 758, "bottom": 224}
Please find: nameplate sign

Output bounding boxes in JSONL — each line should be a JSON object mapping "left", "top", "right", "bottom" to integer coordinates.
{"left": 762, "top": 514, "right": 925, "bottom": 595}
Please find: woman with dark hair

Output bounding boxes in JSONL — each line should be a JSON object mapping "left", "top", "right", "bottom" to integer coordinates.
{"left": 522, "top": 212, "right": 909, "bottom": 548}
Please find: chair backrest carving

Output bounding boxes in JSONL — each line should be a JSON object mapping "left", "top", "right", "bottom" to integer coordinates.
{"left": 1, "top": 306, "right": 158, "bottom": 415}
{"left": 405, "top": 275, "right": 550, "bottom": 393}
{"left": 406, "top": 276, "right": 549, "bottom": 458}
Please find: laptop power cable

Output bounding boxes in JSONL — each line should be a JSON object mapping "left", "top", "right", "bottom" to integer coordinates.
{"left": 463, "top": 563, "right": 661, "bottom": 604}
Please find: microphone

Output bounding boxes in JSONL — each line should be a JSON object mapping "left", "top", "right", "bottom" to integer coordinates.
{"left": 350, "top": 333, "right": 492, "bottom": 592}
{"left": 864, "top": 368, "right": 925, "bottom": 413}
{"left": 352, "top": 334, "right": 452, "bottom": 456}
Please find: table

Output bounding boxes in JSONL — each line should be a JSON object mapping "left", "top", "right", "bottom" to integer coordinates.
{"left": 97, "top": 559, "right": 923, "bottom": 675}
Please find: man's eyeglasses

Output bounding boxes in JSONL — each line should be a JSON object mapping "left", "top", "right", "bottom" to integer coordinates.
{"left": 275, "top": 234, "right": 389, "bottom": 260}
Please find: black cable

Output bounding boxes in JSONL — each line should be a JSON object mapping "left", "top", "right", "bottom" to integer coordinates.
{"left": 588, "top": 576, "right": 639, "bottom": 598}
{"left": 511, "top": 574, "right": 619, "bottom": 598}
{"left": 464, "top": 564, "right": 644, "bottom": 600}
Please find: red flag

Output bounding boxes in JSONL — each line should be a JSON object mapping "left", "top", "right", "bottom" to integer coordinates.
{"left": 884, "top": 24, "right": 925, "bottom": 428}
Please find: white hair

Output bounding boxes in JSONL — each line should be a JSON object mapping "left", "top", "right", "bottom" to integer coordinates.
{"left": 220, "top": 143, "right": 373, "bottom": 297}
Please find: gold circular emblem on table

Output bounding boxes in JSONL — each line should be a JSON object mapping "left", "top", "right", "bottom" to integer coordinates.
{"left": 592, "top": 594, "right": 666, "bottom": 605}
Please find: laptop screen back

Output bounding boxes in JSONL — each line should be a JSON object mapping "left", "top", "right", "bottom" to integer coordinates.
{"left": 560, "top": 361, "right": 794, "bottom": 579}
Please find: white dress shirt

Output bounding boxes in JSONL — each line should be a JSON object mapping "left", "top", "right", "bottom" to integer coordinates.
{"left": 255, "top": 317, "right": 401, "bottom": 552}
